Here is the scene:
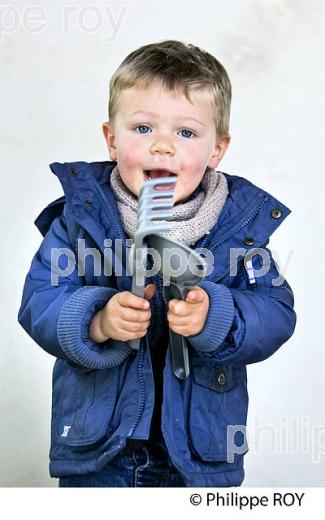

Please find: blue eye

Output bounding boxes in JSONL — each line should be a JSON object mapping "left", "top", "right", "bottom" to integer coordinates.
{"left": 136, "top": 125, "right": 151, "bottom": 134}
{"left": 179, "top": 129, "right": 194, "bottom": 139}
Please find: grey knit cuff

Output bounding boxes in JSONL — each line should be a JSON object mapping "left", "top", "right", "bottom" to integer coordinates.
{"left": 187, "top": 281, "right": 234, "bottom": 353}
{"left": 57, "top": 286, "right": 132, "bottom": 369}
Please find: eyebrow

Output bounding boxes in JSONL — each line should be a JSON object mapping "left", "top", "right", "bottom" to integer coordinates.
{"left": 126, "top": 111, "right": 205, "bottom": 127}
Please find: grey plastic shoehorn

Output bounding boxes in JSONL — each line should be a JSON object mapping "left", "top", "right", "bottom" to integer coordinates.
{"left": 128, "top": 176, "right": 207, "bottom": 380}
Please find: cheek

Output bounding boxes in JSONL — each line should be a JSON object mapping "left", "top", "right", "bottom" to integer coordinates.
{"left": 191, "top": 155, "right": 207, "bottom": 171}
{"left": 116, "top": 137, "right": 143, "bottom": 170}
{"left": 182, "top": 153, "right": 207, "bottom": 180}
{"left": 183, "top": 143, "right": 209, "bottom": 168}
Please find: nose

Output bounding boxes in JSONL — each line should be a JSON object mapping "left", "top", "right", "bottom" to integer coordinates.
{"left": 150, "top": 133, "right": 175, "bottom": 156}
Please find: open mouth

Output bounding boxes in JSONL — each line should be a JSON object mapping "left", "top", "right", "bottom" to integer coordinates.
{"left": 143, "top": 169, "right": 177, "bottom": 192}
{"left": 144, "top": 169, "right": 177, "bottom": 181}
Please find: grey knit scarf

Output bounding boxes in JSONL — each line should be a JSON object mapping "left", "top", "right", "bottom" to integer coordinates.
{"left": 109, "top": 165, "right": 228, "bottom": 246}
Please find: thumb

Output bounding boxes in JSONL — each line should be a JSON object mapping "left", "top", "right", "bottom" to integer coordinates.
{"left": 186, "top": 287, "right": 204, "bottom": 303}
{"left": 144, "top": 283, "right": 156, "bottom": 302}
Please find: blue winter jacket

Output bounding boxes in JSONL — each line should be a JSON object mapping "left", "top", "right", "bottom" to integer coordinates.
{"left": 17, "top": 161, "right": 296, "bottom": 486}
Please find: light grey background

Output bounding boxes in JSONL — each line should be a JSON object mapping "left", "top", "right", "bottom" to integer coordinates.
{"left": 1, "top": 0, "right": 324, "bottom": 486}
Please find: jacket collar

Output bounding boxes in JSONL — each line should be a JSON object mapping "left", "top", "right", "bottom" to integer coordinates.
{"left": 36, "top": 161, "right": 291, "bottom": 284}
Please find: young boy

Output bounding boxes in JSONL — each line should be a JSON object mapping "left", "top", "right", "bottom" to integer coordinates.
{"left": 18, "top": 40, "right": 296, "bottom": 487}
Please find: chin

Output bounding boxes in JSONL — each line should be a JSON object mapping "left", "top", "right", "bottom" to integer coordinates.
{"left": 174, "top": 190, "right": 191, "bottom": 204}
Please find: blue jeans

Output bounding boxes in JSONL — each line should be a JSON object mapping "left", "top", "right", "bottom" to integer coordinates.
{"left": 58, "top": 438, "right": 186, "bottom": 487}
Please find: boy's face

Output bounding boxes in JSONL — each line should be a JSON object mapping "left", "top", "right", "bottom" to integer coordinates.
{"left": 103, "top": 82, "right": 230, "bottom": 203}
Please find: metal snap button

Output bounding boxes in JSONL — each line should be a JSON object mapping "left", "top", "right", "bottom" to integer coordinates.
{"left": 271, "top": 209, "right": 282, "bottom": 219}
{"left": 85, "top": 199, "right": 93, "bottom": 207}
{"left": 211, "top": 368, "right": 227, "bottom": 389}
{"left": 71, "top": 167, "right": 77, "bottom": 176}
{"left": 244, "top": 237, "right": 255, "bottom": 246}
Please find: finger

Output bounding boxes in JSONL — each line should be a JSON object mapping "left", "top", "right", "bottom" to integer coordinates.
{"left": 168, "top": 320, "right": 189, "bottom": 329}
{"left": 120, "top": 320, "right": 149, "bottom": 333}
{"left": 118, "top": 291, "right": 150, "bottom": 310}
{"left": 144, "top": 283, "right": 156, "bottom": 302}
{"left": 169, "top": 324, "right": 191, "bottom": 337}
{"left": 119, "top": 307, "right": 151, "bottom": 323}
{"left": 168, "top": 299, "right": 190, "bottom": 317}
{"left": 167, "top": 311, "right": 191, "bottom": 327}
{"left": 185, "top": 287, "right": 205, "bottom": 303}
{"left": 120, "top": 328, "right": 147, "bottom": 340}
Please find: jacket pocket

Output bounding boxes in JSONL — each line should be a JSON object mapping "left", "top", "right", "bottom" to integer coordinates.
{"left": 51, "top": 359, "right": 118, "bottom": 447}
{"left": 188, "top": 361, "right": 249, "bottom": 462}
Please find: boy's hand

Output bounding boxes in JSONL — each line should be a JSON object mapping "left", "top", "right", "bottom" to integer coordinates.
{"left": 90, "top": 284, "right": 156, "bottom": 343}
{"left": 167, "top": 287, "right": 209, "bottom": 337}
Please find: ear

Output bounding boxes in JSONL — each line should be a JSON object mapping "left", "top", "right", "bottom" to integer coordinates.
{"left": 102, "top": 121, "right": 117, "bottom": 161}
{"left": 207, "top": 134, "right": 231, "bottom": 169}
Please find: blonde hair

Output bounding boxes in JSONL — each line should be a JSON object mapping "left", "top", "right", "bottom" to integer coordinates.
{"left": 108, "top": 40, "right": 232, "bottom": 139}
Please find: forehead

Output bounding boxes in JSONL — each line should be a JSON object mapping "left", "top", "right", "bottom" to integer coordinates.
{"left": 117, "top": 82, "right": 215, "bottom": 120}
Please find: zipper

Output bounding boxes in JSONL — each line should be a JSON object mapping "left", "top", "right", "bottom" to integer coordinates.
{"left": 127, "top": 257, "right": 160, "bottom": 439}
{"left": 89, "top": 177, "right": 128, "bottom": 251}
{"left": 87, "top": 176, "right": 148, "bottom": 439}
{"left": 126, "top": 338, "right": 147, "bottom": 437}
